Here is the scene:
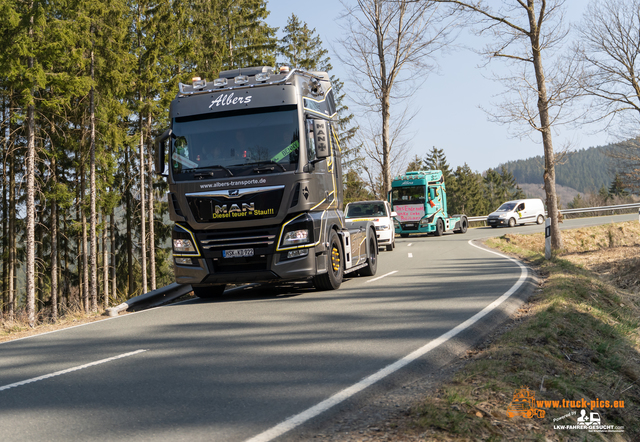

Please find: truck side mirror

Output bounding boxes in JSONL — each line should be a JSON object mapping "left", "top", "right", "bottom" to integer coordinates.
{"left": 313, "top": 120, "right": 330, "bottom": 159}
{"left": 155, "top": 129, "right": 172, "bottom": 177}
{"left": 391, "top": 211, "right": 398, "bottom": 218}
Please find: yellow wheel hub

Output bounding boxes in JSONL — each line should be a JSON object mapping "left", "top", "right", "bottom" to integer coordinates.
{"left": 331, "top": 246, "right": 341, "bottom": 272}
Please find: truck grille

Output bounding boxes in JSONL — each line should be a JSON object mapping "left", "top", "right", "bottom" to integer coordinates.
{"left": 199, "top": 233, "right": 276, "bottom": 249}
{"left": 186, "top": 186, "right": 283, "bottom": 223}
{"left": 401, "top": 222, "right": 419, "bottom": 231}
{"left": 196, "top": 227, "right": 279, "bottom": 256}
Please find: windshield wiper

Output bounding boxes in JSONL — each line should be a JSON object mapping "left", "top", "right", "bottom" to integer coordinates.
{"left": 184, "top": 165, "right": 233, "bottom": 178}
{"left": 245, "top": 161, "right": 287, "bottom": 173}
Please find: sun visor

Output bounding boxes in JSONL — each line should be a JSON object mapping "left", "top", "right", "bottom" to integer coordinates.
{"left": 170, "top": 86, "right": 298, "bottom": 119}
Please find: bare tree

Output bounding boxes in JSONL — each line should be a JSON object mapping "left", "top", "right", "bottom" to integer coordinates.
{"left": 337, "top": 0, "right": 454, "bottom": 196}
{"left": 437, "top": 0, "right": 580, "bottom": 250}
{"left": 358, "top": 109, "right": 415, "bottom": 197}
{"left": 577, "top": 0, "right": 640, "bottom": 189}
{"left": 577, "top": 0, "right": 640, "bottom": 133}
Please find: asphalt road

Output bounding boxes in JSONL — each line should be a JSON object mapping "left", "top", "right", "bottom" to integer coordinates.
{"left": 0, "top": 213, "right": 636, "bottom": 442}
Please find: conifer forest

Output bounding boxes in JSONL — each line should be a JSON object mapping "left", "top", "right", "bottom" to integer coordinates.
{"left": 0, "top": 0, "right": 358, "bottom": 324}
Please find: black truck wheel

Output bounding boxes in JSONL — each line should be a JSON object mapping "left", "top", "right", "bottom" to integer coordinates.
{"left": 454, "top": 215, "right": 468, "bottom": 234}
{"left": 313, "top": 230, "right": 344, "bottom": 291}
{"left": 193, "top": 284, "right": 226, "bottom": 299}
{"left": 435, "top": 218, "right": 445, "bottom": 236}
{"left": 360, "top": 233, "right": 378, "bottom": 277}
{"left": 400, "top": 233, "right": 409, "bottom": 238}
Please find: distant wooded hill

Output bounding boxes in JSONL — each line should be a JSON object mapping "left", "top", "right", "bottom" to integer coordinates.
{"left": 500, "top": 145, "right": 615, "bottom": 194}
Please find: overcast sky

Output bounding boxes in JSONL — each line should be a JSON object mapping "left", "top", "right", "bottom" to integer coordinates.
{"left": 266, "top": 0, "right": 613, "bottom": 173}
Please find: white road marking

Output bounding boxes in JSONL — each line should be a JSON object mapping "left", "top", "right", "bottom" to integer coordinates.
{"left": 407, "top": 243, "right": 412, "bottom": 247}
{"left": 0, "top": 350, "right": 147, "bottom": 392}
{"left": 245, "top": 240, "right": 528, "bottom": 442}
{"left": 365, "top": 270, "right": 398, "bottom": 283}
{"left": 408, "top": 253, "right": 413, "bottom": 258}
{"left": 0, "top": 283, "right": 260, "bottom": 347}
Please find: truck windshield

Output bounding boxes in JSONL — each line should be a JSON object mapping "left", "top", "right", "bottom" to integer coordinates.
{"left": 171, "top": 106, "right": 300, "bottom": 180}
{"left": 391, "top": 186, "right": 425, "bottom": 205}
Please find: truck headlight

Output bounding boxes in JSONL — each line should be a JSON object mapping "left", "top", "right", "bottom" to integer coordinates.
{"left": 282, "top": 229, "right": 310, "bottom": 246}
{"left": 393, "top": 218, "right": 400, "bottom": 228}
{"left": 280, "top": 214, "right": 315, "bottom": 248}
{"left": 375, "top": 224, "right": 390, "bottom": 231}
{"left": 173, "top": 238, "right": 196, "bottom": 253}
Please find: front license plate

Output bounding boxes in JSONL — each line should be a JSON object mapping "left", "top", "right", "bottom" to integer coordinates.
{"left": 223, "top": 248, "right": 254, "bottom": 258}
{"left": 405, "top": 223, "right": 415, "bottom": 227}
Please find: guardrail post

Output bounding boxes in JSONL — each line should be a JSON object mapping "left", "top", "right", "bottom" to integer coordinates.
{"left": 545, "top": 217, "right": 551, "bottom": 260}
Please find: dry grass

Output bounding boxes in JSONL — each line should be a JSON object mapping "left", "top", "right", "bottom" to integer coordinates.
{"left": 490, "top": 221, "right": 640, "bottom": 256}
{"left": 0, "top": 309, "right": 115, "bottom": 343}
{"left": 408, "top": 221, "right": 640, "bottom": 441}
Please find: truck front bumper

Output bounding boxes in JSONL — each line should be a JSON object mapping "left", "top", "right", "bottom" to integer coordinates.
{"left": 395, "top": 222, "right": 433, "bottom": 235}
{"left": 175, "top": 246, "right": 325, "bottom": 286}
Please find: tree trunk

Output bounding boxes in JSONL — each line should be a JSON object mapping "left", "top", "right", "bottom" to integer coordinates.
{"left": 36, "top": 202, "right": 42, "bottom": 310}
{"left": 139, "top": 109, "right": 147, "bottom": 294}
{"left": 526, "top": 2, "right": 562, "bottom": 250}
{"left": 126, "top": 147, "right": 133, "bottom": 296}
{"left": 8, "top": 100, "right": 15, "bottom": 320}
{"left": 374, "top": 1, "right": 392, "bottom": 197}
{"left": 26, "top": 68, "right": 36, "bottom": 326}
{"left": 2, "top": 95, "right": 7, "bottom": 316}
{"left": 63, "top": 213, "right": 69, "bottom": 311}
{"left": 81, "top": 163, "right": 89, "bottom": 312}
{"left": 110, "top": 207, "right": 116, "bottom": 302}
{"left": 89, "top": 47, "right": 98, "bottom": 312}
{"left": 381, "top": 94, "right": 391, "bottom": 197}
{"left": 147, "top": 114, "right": 156, "bottom": 290}
{"left": 51, "top": 170, "right": 58, "bottom": 321}
{"left": 102, "top": 213, "right": 108, "bottom": 309}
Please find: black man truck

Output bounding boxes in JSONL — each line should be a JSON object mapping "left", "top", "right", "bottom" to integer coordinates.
{"left": 155, "top": 66, "right": 378, "bottom": 298}
{"left": 390, "top": 170, "right": 468, "bottom": 237}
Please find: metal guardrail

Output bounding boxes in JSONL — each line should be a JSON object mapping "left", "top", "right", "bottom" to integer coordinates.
{"left": 467, "top": 202, "right": 640, "bottom": 223}
{"left": 107, "top": 282, "right": 192, "bottom": 316}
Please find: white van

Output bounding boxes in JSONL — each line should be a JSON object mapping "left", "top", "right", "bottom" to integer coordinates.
{"left": 486, "top": 198, "right": 545, "bottom": 228}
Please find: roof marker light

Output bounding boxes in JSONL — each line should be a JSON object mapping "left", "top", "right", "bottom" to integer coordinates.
{"left": 192, "top": 77, "right": 206, "bottom": 88}
{"left": 255, "top": 72, "right": 270, "bottom": 82}
{"left": 213, "top": 78, "right": 227, "bottom": 87}
{"left": 234, "top": 75, "right": 249, "bottom": 84}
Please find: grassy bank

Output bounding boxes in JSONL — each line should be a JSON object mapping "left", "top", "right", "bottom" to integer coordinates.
{"left": 411, "top": 221, "right": 640, "bottom": 441}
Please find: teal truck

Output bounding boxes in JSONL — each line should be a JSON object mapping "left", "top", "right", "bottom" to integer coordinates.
{"left": 389, "top": 170, "right": 468, "bottom": 237}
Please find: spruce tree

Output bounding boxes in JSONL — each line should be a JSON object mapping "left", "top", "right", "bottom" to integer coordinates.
{"left": 424, "top": 147, "right": 452, "bottom": 181}
{"left": 609, "top": 173, "right": 628, "bottom": 197}
{"left": 279, "top": 14, "right": 331, "bottom": 71}
{"left": 278, "top": 14, "right": 359, "bottom": 193}
{"left": 406, "top": 155, "right": 424, "bottom": 172}
{"left": 449, "top": 164, "right": 488, "bottom": 216}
